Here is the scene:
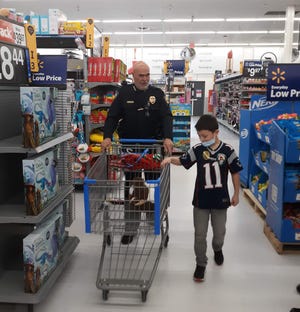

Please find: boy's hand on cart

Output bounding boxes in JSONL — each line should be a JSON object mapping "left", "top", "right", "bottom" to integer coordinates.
{"left": 101, "top": 138, "right": 112, "bottom": 151}
{"left": 161, "top": 156, "right": 181, "bottom": 167}
{"left": 161, "top": 157, "right": 172, "bottom": 168}
{"left": 163, "top": 138, "right": 174, "bottom": 155}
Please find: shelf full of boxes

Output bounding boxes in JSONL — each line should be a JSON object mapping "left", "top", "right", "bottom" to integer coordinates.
{"left": 239, "top": 62, "right": 300, "bottom": 251}
{"left": 0, "top": 8, "right": 82, "bottom": 309}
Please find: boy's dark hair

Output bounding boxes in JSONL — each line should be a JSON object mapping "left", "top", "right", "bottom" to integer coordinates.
{"left": 195, "top": 114, "right": 219, "bottom": 132}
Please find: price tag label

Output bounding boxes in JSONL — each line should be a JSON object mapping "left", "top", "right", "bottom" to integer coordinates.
{"left": 0, "top": 41, "right": 28, "bottom": 85}
{"left": 0, "top": 17, "right": 26, "bottom": 46}
{"left": 85, "top": 18, "right": 94, "bottom": 49}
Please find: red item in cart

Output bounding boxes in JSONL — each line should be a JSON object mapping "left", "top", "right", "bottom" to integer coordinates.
{"left": 111, "top": 153, "right": 162, "bottom": 170}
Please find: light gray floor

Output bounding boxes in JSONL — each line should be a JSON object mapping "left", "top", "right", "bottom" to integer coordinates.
{"left": 33, "top": 118, "right": 299, "bottom": 312}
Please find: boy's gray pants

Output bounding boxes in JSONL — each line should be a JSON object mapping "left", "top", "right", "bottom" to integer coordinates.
{"left": 193, "top": 207, "right": 227, "bottom": 267}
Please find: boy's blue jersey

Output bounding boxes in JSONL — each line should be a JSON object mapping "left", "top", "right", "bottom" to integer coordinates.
{"left": 180, "top": 141, "right": 243, "bottom": 209}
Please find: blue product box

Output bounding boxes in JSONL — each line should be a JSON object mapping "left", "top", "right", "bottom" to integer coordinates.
{"left": 30, "top": 15, "right": 40, "bottom": 34}
{"left": 23, "top": 149, "right": 59, "bottom": 215}
{"left": 20, "top": 87, "right": 57, "bottom": 148}
{"left": 40, "top": 16, "right": 49, "bottom": 34}
{"left": 284, "top": 168, "right": 300, "bottom": 202}
{"left": 23, "top": 212, "right": 61, "bottom": 293}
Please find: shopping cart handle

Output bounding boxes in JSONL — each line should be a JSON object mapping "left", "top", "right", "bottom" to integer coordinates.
{"left": 119, "top": 139, "right": 163, "bottom": 144}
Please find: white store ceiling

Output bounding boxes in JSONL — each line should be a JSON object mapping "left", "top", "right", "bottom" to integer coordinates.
{"left": 3, "top": 0, "right": 300, "bottom": 47}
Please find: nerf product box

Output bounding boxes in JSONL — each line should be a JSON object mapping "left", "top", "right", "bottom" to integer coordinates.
{"left": 20, "top": 87, "right": 57, "bottom": 148}
{"left": 23, "top": 212, "right": 62, "bottom": 293}
{"left": 23, "top": 149, "right": 59, "bottom": 216}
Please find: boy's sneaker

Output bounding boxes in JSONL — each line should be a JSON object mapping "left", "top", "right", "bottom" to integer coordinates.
{"left": 214, "top": 250, "right": 224, "bottom": 265}
{"left": 193, "top": 265, "right": 205, "bottom": 282}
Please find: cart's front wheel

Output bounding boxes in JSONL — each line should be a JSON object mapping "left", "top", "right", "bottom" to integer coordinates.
{"left": 102, "top": 290, "right": 109, "bottom": 300}
{"left": 141, "top": 290, "right": 148, "bottom": 302}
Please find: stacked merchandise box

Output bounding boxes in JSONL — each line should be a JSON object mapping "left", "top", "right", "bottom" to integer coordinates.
{"left": 113, "top": 59, "right": 127, "bottom": 83}
{"left": 87, "top": 57, "right": 127, "bottom": 83}
{"left": 23, "top": 204, "right": 65, "bottom": 293}
{"left": 23, "top": 149, "right": 59, "bottom": 215}
{"left": 20, "top": 87, "right": 57, "bottom": 148}
{"left": 87, "top": 57, "right": 115, "bottom": 83}
{"left": 266, "top": 117, "right": 300, "bottom": 242}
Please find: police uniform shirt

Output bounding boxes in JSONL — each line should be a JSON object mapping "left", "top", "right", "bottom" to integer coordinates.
{"left": 180, "top": 141, "right": 243, "bottom": 209}
{"left": 103, "top": 84, "right": 173, "bottom": 140}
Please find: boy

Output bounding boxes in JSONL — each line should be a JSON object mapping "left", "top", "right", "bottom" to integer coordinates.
{"left": 161, "top": 114, "right": 243, "bottom": 282}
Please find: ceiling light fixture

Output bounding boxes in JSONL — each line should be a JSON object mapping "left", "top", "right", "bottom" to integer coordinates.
{"left": 226, "top": 17, "right": 286, "bottom": 22}
{"left": 217, "top": 30, "right": 268, "bottom": 34}
{"left": 193, "top": 18, "right": 225, "bottom": 22}
{"left": 102, "top": 19, "right": 162, "bottom": 23}
{"left": 165, "top": 31, "right": 216, "bottom": 34}
{"left": 114, "top": 31, "right": 163, "bottom": 35}
{"left": 163, "top": 19, "right": 192, "bottom": 22}
{"left": 109, "top": 42, "right": 299, "bottom": 48}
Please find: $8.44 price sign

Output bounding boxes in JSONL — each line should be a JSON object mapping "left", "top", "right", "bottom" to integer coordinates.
{"left": 0, "top": 41, "right": 28, "bottom": 85}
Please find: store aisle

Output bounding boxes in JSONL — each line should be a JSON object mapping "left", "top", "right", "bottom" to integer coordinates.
{"left": 34, "top": 118, "right": 299, "bottom": 312}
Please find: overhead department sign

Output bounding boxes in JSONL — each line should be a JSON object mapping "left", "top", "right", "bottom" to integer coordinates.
{"left": 267, "top": 64, "right": 300, "bottom": 101}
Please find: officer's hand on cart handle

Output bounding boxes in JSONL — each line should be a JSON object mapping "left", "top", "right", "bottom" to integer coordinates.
{"left": 101, "top": 138, "right": 112, "bottom": 151}
{"left": 163, "top": 138, "right": 173, "bottom": 156}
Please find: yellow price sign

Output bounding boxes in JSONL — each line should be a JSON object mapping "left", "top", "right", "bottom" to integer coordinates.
{"left": 24, "top": 24, "right": 38, "bottom": 73}
{"left": 85, "top": 18, "right": 94, "bottom": 49}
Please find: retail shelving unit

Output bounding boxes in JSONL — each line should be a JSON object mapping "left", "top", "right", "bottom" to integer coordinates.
{"left": 266, "top": 117, "right": 300, "bottom": 243}
{"left": 214, "top": 73, "right": 242, "bottom": 134}
{"left": 239, "top": 95, "right": 300, "bottom": 245}
{"left": 165, "top": 76, "right": 186, "bottom": 105}
{"left": 85, "top": 82, "right": 120, "bottom": 162}
{"left": 239, "top": 77, "right": 267, "bottom": 109}
{"left": 0, "top": 18, "right": 79, "bottom": 310}
{"left": 239, "top": 95, "right": 296, "bottom": 190}
{"left": 170, "top": 103, "right": 192, "bottom": 153}
{"left": 0, "top": 86, "right": 79, "bottom": 311}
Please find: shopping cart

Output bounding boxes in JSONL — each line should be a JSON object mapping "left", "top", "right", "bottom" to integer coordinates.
{"left": 84, "top": 139, "right": 170, "bottom": 302}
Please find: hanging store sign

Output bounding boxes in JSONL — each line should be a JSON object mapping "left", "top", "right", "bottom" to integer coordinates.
{"left": 24, "top": 23, "right": 39, "bottom": 72}
{"left": 164, "top": 60, "right": 186, "bottom": 75}
{"left": 243, "top": 60, "right": 265, "bottom": 78}
{"left": 267, "top": 64, "right": 300, "bottom": 101}
{"left": 31, "top": 55, "right": 67, "bottom": 89}
{"left": 0, "top": 41, "right": 28, "bottom": 85}
{"left": 85, "top": 18, "right": 94, "bottom": 49}
{"left": 0, "top": 17, "right": 26, "bottom": 47}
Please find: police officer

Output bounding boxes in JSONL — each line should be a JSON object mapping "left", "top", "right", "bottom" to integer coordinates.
{"left": 102, "top": 61, "right": 173, "bottom": 154}
{"left": 102, "top": 61, "right": 173, "bottom": 244}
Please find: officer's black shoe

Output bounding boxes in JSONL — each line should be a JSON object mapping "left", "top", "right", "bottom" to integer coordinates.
{"left": 121, "top": 235, "right": 134, "bottom": 245}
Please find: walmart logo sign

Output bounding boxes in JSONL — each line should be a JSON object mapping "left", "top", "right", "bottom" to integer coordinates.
{"left": 267, "top": 64, "right": 300, "bottom": 101}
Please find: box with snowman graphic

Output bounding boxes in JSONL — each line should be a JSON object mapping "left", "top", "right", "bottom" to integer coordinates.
{"left": 22, "top": 149, "right": 59, "bottom": 216}
{"left": 20, "top": 87, "right": 57, "bottom": 148}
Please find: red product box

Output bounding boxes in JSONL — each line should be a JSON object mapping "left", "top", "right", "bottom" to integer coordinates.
{"left": 114, "top": 59, "right": 121, "bottom": 82}
{"left": 88, "top": 57, "right": 115, "bottom": 82}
